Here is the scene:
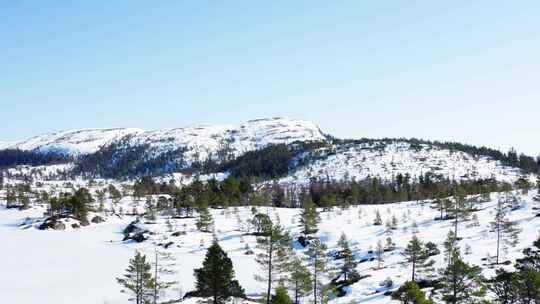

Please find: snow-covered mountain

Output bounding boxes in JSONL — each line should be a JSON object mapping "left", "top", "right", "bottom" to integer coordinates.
{"left": 0, "top": 118, "right": 326, "bottom": 157}
{"left": 0, "top": 118, "right": 535, "bottom": 184}
{"left": 1, "top": 128, "right": 144, "bottom": 155}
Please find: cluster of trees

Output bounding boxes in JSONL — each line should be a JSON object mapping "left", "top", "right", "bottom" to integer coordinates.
{"left": 304, "top": 175, "right": 513, "bottom": 207}
{"left": 251, "top": 213, "right": 337, "bottom": 304}
{"left": 47, "top": 188, "right": 94, "bottom": 221}
{"left": 0, "top": 149, "right": 70, "bottom": 168}
{"left": 488, "top": 237, "right": 540, "bottom": 303}
{"left": 117, "top": 250, "right": 178, "bottom": 304}
{"left": 3, "top": 136, "right": 538, "bottom": 180}
{"left": 218, "top": 141, "right": 328, "bottom": 179}
{"left": 4, "top": 183, "right": 32, "bottom": 209}
{"left": 72, "top": 137, "right": 190, "bottom": 178}
{"left": 127, "top": 172, "right": 528, "bottom": 215}
{"left": 118, "top": 240, "right": 242, "bottom": 304}
{"left": 393, "top": 235, "right": 540, "bottom": 304}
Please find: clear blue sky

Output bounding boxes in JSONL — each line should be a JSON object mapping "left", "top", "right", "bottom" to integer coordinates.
{"left": 1, "top": 1, "right": 539, "bottom": 155}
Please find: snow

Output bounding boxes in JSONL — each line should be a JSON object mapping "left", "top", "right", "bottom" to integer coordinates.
{"left": 281, "top": 142, "right": 531, "bottom": 185}
{"left": 0, "top": 118, "right": 326, "bottom": 159}
{"left": 2, "top": 128, "right": 144, "bottom": 155}
{"left": 2, "top": 188, "right": 540, "bottom": 304}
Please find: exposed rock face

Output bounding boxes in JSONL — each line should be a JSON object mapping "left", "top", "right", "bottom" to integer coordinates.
{"left": 91, "top": 216, "right": 105, "bottom": 224}
{"left": 38, "top": 218, "right": 66, "bottom": 230}
{"left": 171, "top": 231, "right": 186, "bottom": 237}
{"left": 79, "top": 218, "right": 90, "bottom": 226}
{"left": 122, "top": 220, "right": 149, "bottom": 242}
{"left": 51, "top": 221, "right": 66, "bottom": 230}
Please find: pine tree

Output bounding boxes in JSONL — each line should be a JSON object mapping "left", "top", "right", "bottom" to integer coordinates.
{"left": 385, "top": 237, "right": 396, "bottom": 252}
{"left": 491, "top": 198, "right": 521, "bottom": 264}
{"left": 373, "top": 209, "right": 383, "bottom": 226}
{"left": 196, "top": 202, "right": 214, "bottom": 232}
{"left": 443, "top": 230, "right": 459, "bottom": 268}
{"left": 439, "top": 250, "right": 485, "bottom": 304}
{"left": 194, "top": 239, "right": 245, "bottom": 304}
{"left": 391, "top": 214, "right": 399, "bottom": 229}
{"left": 287, "top": 257, "right": 312, "bottom": 304}
{"left": 271, "top": 283, "right": 293, "bottom": 304}
{"left": 488, "top": 269, "right": 519, "bottom": 304}
{"left": 255, "top": 222, "right": 292, "bottom": 304}
{"left": 299, "top": 198, "right": 320, "bottom": 235}
{"left": 151, "top": 249, "right": 177, "bottom": 304}
{"left": 337, "top": 233, "right": 358, "bottom": 281}
{"left": 117, "top": 251, "right": 155, "bottom": 304}
{"left": 252, "top": 212, "right": 272, "bottom": 235}
{"left": 392, "top": 281, "right": 434, "bottom": 304}
{"left": 402, "top": 235, "right": 433, "bottom": 282}
{"left": 451, "top": 186, "right": 470, "bottom": 240}
{"left": 305, "top": 238, "right": 333, "bottom": 304}
{"left": 6, "top": 189, "right": 16, "bottom": 208}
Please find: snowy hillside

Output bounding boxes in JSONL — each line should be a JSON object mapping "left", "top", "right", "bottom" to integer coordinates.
{"left": 1, "top": 118, "right": 535, "bottom": 185}
{"left": 1, "top": 189, "right": 540, "bottom": 304}
{"left": 2, "top": 128, "right": 144, "bottom": 155}
{"left": 126, "top": 118, "right": 326, "bottom": 162}
{"left": 0, "top": 118, "right": 325, "bottom": 158}
{"left": 281, "top": 141, "right": 529, "bottom": 185}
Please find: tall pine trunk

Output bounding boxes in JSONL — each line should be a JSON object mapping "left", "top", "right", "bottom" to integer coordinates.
{"left": 411, "top": 254, "right": 416, "bottom": 282}
{"left": 154, "top": 250, "right": 158, "bottom": 304}
{"left": 265, "top": 238, "right": 273, "bottom": 304}
{"left": 496, "top": 221, "right": 500, "bottom": 264}
{"left": 313, "top": 253, "right": 318, "bottom": 304}
{"left": 294, "top": 280, "right": 299, "bottom": 304}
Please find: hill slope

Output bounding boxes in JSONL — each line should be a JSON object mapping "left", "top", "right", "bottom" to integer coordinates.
{"left": 0, "top": 118, "right": 536, "bottom": 184}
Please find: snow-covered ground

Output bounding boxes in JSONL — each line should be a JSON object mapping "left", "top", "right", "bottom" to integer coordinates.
{"left": 281, "top": 142, "right": 531, "bottom": 185}
{"left": 2, "top": 189, "right": 539, "bottom": 304}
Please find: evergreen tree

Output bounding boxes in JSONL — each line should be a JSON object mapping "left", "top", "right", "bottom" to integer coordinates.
{"left": 443, "top": 230, "right": 459, "bottom": 267}
{"left": 6, "top": 189, "right": 16, "bottom": 208}
{"left": 337, "top": 233, "right": 358, "bottom": 281}
{"left": 305, "top": 238, "right": 333, "bottom": 304}
{"left": 491, "top": 198, "right": 521, "bottom": 264}
{"left": 402, "top": 236, "right": 433, "bottom": 282}
{"left": 392, "top": 281, "right": 434, "bottom": 304}
{"left": 271, "top": 284, "right": 293, "bottom": 304}
{"left": 299, "top": 198, "right": 320, "bottom": 235}
{"left": 252, "top": 212, "right": 272, "bottom": 235}
{"left": 196, "top": 202, "right": 214, "bottom": 232}
{"left": 488, "top": 269, "right": 519, "bottom": 304}
{"left": 109, "top": 184, "right": 122, "bottom": 203}
{"left": 515, "top": 269, "right": 540, "bottom": 303}
{"left": 194, "top": 240, "right": 245, "bottom": 304}
{"left": 151, "top": 249, "right": 177, "bottom": 304}
{"left": 287, "top": 257, "right": 312, "bottom": 304}
{"left": 451, "top": 186, "right": 470, "bottom": 240}
{"left": 373, "top": 209, "right": 383, "bottom": 226}
{"left": 439, "top": 250, "right": 485, "bottom": 304}
{"left": 117, "top": 251, "right": 155, "bottom": 304}
{"left": 255, "top": 222, "right": 292, "bottom": 304}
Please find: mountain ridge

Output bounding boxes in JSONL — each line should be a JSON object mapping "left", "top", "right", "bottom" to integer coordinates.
{"left": 0, "top": 118, "right": 326, "bottom": 156}
{"left": 0, "top": 118, "right": 537, "bottom": 184}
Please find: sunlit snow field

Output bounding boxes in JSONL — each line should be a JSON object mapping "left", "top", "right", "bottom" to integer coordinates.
{"left": 2, "top": 190, "right": 540, "bottom": 304}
